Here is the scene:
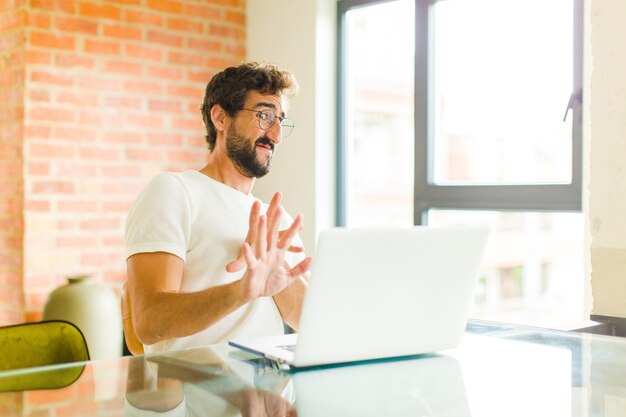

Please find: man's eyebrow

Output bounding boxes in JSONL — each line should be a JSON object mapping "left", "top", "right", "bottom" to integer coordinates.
{"left": 251, "top": 101, "right": 285, "bottom": 117}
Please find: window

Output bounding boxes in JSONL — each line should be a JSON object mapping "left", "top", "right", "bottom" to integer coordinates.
{"left": 337, "top": 0, "right": 584, "bottom": 327}
{"left": 337, "top": 0, "right": 415, "bottom": 227}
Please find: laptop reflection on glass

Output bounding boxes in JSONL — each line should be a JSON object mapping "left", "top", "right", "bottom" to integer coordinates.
{"left": 229, "top": 226, "right": 489, "bottom": 368}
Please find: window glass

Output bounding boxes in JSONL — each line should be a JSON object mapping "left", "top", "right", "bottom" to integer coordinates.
{"left": 339, "top": 0, "right": 583, "bottom": 328}
{"left": 344, "top": 0, "right": 415, "bottom": 227}
{"left": 432, "top": 0, "right": 573, "bottom": 185}
{"left": 428, "top": 210, "right": 585, "bottom": 326}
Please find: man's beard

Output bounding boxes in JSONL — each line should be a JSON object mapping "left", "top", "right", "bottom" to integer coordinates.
{"left": 225, "top": 124, "right": 274, "bottom": 178}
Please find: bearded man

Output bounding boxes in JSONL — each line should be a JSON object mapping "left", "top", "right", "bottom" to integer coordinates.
{"left": 124, "top": 62, "right": 310, "bottom": 354}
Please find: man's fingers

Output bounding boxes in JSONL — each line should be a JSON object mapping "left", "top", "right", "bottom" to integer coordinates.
{"left": 242, "top": 242, "right": 257, "bottom": 267}
{"left": 265, "top": 192, "right": 281, "bottom": 232}
{"left": 225, "top": 256, "right": 245, "bottom": 273}
{"left": 226, "top": 201, "right": 261, "bottom": 273}
{"left": 277, "top": 229, "right": 304, "bottom": 253}
{"left": 246, "top": 200, "right": 261, "bottom": 244}
{"left": 288, "top": 257, "right": 312, "bottom": 278}
{"left": 266, "top": 193, "right": 282, "bottom": 246}
{"left": 256, "top": 215, "right": 267, "bottom": 257}
{"left": 287, "top": 244, "right": 304, "bottom": 253}
{"left": 225, "top": 201, "right": 261, "bottom": 273}
{"left": 278, "top": 214, "right": 303, "bottom": 250}
{"left": 266, "top": 192, "right": 281, "bottom": 217}
{"left": 267, "top": 206, "right": 283, "bottom": 250}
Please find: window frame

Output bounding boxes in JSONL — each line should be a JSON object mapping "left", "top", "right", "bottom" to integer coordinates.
{"left": 336, "top": 0, "right": 584, "bottom": 226}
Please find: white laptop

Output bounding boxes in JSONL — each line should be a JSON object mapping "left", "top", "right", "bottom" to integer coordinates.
{"left": 229, "top": 225, "right": 489, "bottom": 368}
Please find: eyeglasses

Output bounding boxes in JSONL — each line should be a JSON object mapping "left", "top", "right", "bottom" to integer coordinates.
{"left": 240, "top": 108, "right": 295, "bottom": 139}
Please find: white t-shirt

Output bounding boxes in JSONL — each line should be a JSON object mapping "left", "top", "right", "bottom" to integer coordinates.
{"left": 125, "top": 170, "right": 304, "bottom": 354}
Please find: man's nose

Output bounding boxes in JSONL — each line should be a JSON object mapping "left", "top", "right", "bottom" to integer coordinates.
{"left": 266, "top": 121, "right": 282, "bottom": 145}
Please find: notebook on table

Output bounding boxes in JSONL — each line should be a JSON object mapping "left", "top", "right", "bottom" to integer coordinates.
{"left": 229, "top": 225, "right": 489, "bottom": 368}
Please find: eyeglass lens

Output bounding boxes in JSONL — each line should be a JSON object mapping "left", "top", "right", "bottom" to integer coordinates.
{"left": 259, "top": 110, "right": 294, "bottom": 138}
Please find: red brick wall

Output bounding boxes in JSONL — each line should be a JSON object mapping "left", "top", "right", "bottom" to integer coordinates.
{"left": 1, "top": 0, "right": 246, "bottom": 325}
{"left": 0, "top": 0, "right": 26, "bottom": 325}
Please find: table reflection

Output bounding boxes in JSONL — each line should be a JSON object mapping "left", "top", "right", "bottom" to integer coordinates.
{"left": 0, "top": 362, "right": 86, "bottom": 392}
{"left": 125, "top": 346, "right": 295, "bottom": 417}
{"left": 286, "top": 355, "right": 469, "bottom": 417}
{"left": 2, "top": 321, "right": 626, "bottom": 417}
{"left": 123, "top": 346, "right": 469, "bottom": 417}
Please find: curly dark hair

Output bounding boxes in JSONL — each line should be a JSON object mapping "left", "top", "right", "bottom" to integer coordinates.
{"left": 200, "top": 62, "right": 298, "bottom": 151}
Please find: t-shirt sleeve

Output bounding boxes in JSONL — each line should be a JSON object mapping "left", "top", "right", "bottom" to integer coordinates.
{"left": 125, "top": 173, "right": 191, "bottom": 261}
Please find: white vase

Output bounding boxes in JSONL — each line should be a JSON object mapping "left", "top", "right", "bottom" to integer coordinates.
{"left": 43, "top": 275, "right": 123, "bottom": 360}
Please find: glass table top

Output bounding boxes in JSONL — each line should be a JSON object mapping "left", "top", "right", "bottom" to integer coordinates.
{"left": 1, "top": 320, "right": 625, "bottom": 416}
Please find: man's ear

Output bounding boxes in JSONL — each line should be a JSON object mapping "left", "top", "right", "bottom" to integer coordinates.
{"left": 210, "top": 104, "right": 228, "bottom": 134}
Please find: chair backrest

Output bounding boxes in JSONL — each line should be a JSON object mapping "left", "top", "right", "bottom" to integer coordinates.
{"left": 121, "top": 283, "right": 144, "bottom": 355}
{"left": 0, "top": 320, "right": 89, "bottom": 391}
{"left": 0, "top": 320, "right": 89, "bottom": 371}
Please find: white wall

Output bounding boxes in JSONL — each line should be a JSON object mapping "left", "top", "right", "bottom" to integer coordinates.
{"left": 588, "top": 0, "right": 626, "bottom": 318}
{"left": 247, "top": 0, "right": 336, "bottom": 254}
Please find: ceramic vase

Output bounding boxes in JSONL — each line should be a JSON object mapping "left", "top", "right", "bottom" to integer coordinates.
{"left": 43, "top": 275, "right": 123, "bottom": 360}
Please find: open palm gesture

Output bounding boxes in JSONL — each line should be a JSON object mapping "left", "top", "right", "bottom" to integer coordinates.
{"left": 238, "top": 193, "right": 311, "bottom": 301}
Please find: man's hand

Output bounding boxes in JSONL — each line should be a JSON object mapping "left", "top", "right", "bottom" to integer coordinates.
{"left": 238, "top": 195, "right": 312, "bottom": 301}
{"left": 226, "top": 192, "right": 304, "bottom": 273}
{"left": 237, "top": 388, "right": 298, "bottom": 417}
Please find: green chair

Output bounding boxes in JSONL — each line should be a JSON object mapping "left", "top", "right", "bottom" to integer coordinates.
{"left": 0, "top": 320, "right": 90, "bottom": 391}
